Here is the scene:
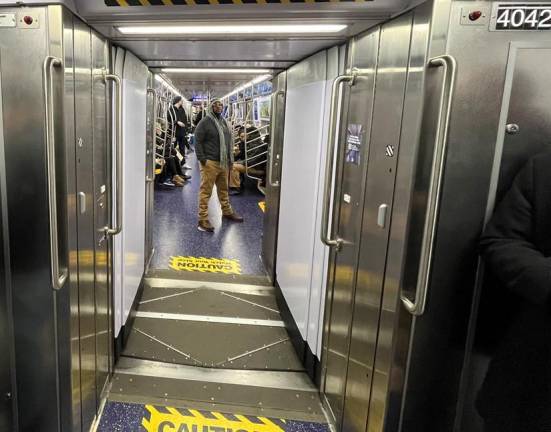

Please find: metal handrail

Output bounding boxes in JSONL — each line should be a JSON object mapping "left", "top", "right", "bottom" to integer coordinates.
{"left": 43, "top": 55, "right": 67, "bottom": 291}
{"left": 104, "top": 73, "right": 123, "bottom": 236}
{"left": 146, "top": 88, "right": 157, "bottom": 183}
{"left": 268, "top": 90, "right": 285, "bottom": 187}
{"left": 321, "top": 71, "right": 358, "bottom": 249}
{"left": 400, "top": 55, "right": 457, "bottom": 316}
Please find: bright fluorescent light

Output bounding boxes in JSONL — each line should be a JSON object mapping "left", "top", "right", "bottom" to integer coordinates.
{"left": 155, "top": 74, "right": 184, "bottom": 98}
{"left": 221, "top": 74, "right": 272, "bottom": 100}
{"left": 162, "top": 68, "right": 271, "bottom": 74}
{"left": 117, "top": 24, "right": 347, "bottom": 35}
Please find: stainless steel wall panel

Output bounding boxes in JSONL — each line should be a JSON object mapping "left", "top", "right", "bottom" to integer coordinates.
{"left": 56, "top": 7, "right": 80, "bottom": 432}
{"left": 73, "top": 18, "right": 97, "bottom": 431}
{"left": 343, "top": 13, "right": 413, "bottom": 432}
{"left": 365, "top": 3, "right": 432, "bottom": 431}
{"left": 0, "top": 50, "right": 15, "bottom": 432}
{"left": 322, "top": 27, "right": 380, "bottom": 427}
{"left": 0, "top": 6, "right": 61, "bottom": 431}
{"left": 261, "top": 71, "right": 287, "bottom": 282}
{"left": 91, "top": 29, "right": 111, "bottom": 404}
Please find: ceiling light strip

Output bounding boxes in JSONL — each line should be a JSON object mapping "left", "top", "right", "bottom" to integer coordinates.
{"left": 117, "top": 24, "right": 347, "bottom": 34}
{"left": 155, "top": 74, "right": 186, "bottom": 99}
{"left": 162, "top": 68, "right": 271, "bottom": 74}
{"left": 221, "top": 74, "right": 271, "bottom": 100}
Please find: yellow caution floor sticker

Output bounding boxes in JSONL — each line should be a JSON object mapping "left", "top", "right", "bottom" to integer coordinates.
{"left": 258, "top": 201, "right": 266, "bottom": 213}
{"left": 169, "top": 256, "right": 242, "bottom": 275}
{"left": 97, "top": 402, "right": 329, "bottom": 432}
{"left": 143, "top": 406, "right": 286, "bottom": 432}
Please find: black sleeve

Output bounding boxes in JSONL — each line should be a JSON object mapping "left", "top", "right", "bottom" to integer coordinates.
{"left": 480, "top": 158, "right": 551, "bottom": 305}
{"left": 194, "top": 119, "right": 207, "bottom": 162}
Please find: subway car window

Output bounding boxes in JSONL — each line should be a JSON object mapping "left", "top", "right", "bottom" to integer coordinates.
{"left": 0, "top": 1, "right": 549, "bottom": 431}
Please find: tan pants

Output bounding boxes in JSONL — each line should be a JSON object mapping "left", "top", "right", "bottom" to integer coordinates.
{"left": 229, "top": 163, "right": 265, "bottom": 188}
{"left": 198, "top": 160, "right": 233, "bottom": 221}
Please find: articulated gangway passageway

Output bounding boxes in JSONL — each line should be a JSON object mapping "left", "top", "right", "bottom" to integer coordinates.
{"left": 96, "top": 273, "right": 329, "bottom": 431}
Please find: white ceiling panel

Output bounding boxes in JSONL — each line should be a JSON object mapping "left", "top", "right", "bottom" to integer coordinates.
{"left": 115, "top": 39, "right": 344, "bottom": 63}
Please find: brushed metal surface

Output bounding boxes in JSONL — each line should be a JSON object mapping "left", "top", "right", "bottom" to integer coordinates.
{"left": 134, "top": 310, "right": 285, "bottom": 327}
{"left": 0, "top": 6, "right": 61, "bottom": 431}
{"left": 116, "top": 357, "right": 317, "bottom": 392}
{"left": 261, "top": 71, "right": 286, "bottom": 281}
{"left": 91, "top": 29, "right": 111, "bottom": 406}
{"left": 58, "top": 7, "right": 81, "bottom": 431}
{"left": 322, "top": 26, "right": 380, "bottom": 427}
{"left": 342, "top": 13, "right": 413, "bottom": 432}
{"left": 0, "top": 49, "right": 15, "bottom": 432}
{"left": 365, "top": 3, "right": 432, "bottom": 431}
{"left": 73, "top": 17, "right": 97, "bottom": 431}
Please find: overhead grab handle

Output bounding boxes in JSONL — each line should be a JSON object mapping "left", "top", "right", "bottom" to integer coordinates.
{"left": 104, "top": 72, "right": 123, "bottom": 236}
{"left": 43, "top": 55, "right": 67, "bottom": 290}
{"left": 400, "top": 54, "right": 457, "bottom": 316}
{"left": 320, "top": 70, "right": 358, "bottom": 250}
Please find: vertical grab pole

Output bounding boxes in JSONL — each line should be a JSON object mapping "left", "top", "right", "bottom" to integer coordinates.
{"left": 104, "top": 73, "right": 123, "bottom": 236}
{"left": 268, "top": 90, "right": 285, "bottom": 188}
{"left": 146, "top": 88, "right": 157, "bottom": 183}
{"left": 400, "top": 55, "right": 457, "bottom": 316}
{"left": 320, "top": 72, "right": 356, "bottom": 250}
{"left": 43, "top": 55, "right": 67, "bottom": 290}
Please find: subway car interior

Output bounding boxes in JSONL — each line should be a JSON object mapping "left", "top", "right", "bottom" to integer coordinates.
{"left": 0, "top": 0, "right": 550, "bottom": 431}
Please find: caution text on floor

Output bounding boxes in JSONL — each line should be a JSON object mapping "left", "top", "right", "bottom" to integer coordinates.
{"left": 143, "top": 405, "right": 286, "bottom": 432}
{"left": 97, "top": 402, "right": 330, "bottom": 432}
{"left": 169, "top": 256, "right": 242, "bottom": 275}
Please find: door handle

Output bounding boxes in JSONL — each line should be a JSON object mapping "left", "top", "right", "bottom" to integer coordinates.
{"left": 104, "top": 73, "right": 123, "bottom": 236}
{"left": 268, "top": 90, "right": 285, "bottom": 188}
{"left": 43, "top": 55, "right": 68, "bottom": 291}
{"left": 400, "top": 54, "right": 457, "bottom": 316}
{"left": 321, "top": 70, "right": 358, "bottom": 250}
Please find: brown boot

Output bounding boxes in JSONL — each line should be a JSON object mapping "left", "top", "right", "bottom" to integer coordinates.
{"left": 223, "top": 213, "right": 244, "bottom": 223}
{"left": 172, "top": 177, "right": 184, "bottom": 187}
{"left": 198, "top": 220, "right": 214, "bottom": 232}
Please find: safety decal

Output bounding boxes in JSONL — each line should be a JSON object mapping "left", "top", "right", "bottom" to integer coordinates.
{"left": 143, "top": 405, "right": 287, "bottom": 432}
{"left": 258, "top": 201, "right": 266, "bottom": 213}
{"left": 106, "top": 0, "right": 369, "bottom": 6}
{"left": 97, "top": 402, "right": 330, "bottom": 432}
{"left": 169, "top": 256, "right": 242, "bottom": 275}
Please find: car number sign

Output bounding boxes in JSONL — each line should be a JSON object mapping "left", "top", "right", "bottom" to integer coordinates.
{"left": 492, "top": 3, "right": 551, "bottom": 30}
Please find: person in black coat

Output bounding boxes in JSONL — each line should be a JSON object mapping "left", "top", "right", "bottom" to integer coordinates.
{"left": 477, "top": 152, "right": 551, "bottom": 432}
{"left": 168, "top": 96, "right": 191, "bottom": 167}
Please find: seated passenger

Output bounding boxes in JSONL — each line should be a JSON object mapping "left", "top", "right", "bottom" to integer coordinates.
{"left": 155, "top": 121, "right": 190, "bottom": 187}
{"left": 229, "top": 126, "right": 265, "bottom": 194}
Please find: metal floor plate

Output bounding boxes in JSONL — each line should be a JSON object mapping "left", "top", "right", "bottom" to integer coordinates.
{"left": 110, "top": 372, "right": 325, "bottom": 420}
{"left": 123, "top": 317, "right": 303, "bottom": 370}
{"left": 107, "top": 277, "right": 326, "bottom": 431}
{"left": 122, "top": 283, "right": 304, "bottom": 371}
{"left": 138, "top": 287, "right": 280, "bottom": 320}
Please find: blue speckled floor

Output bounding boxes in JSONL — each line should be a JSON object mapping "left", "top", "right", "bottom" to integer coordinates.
{"left": 151, "top": 150, "right": 266, "bottom": 275}
{"left": 97, "top": 401, "right": 330, "bottom": 432}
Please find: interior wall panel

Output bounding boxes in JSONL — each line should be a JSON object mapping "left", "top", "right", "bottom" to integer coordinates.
{"left": 277, "top": 49, "right": 335, "bottom": 357}
{"left": 120, "top": 49, "right": 148, "bottom": 334}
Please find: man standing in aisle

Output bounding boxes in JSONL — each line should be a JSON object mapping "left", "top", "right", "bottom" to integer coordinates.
{"left": 195, "top": 99, "right": 244, "bottom": 232}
